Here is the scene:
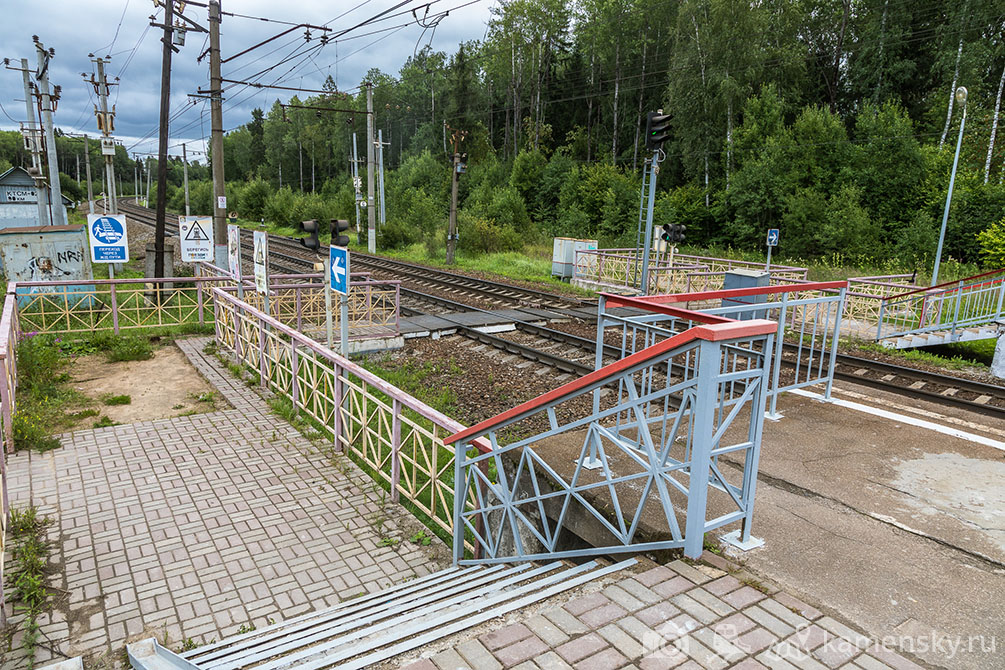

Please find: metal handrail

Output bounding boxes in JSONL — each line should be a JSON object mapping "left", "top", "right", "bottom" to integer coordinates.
{"left": 211, "top": 286, "right": 490, "bottom": 453}
{"left": 445, "top": 318, "right": 776, "bottom": 448}
{"left": 639, "top": 281, "right": 848, "bottom": 306}
{"left": 884, "top": 268, "right": 1005, "bottom": 301}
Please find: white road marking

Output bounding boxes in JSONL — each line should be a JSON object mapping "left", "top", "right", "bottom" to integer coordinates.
{"left": 831, "top": 385, "right": 1005, "bottom": 438}
{"left": 790, "top": 388, "right": 1005, "bottom": 452}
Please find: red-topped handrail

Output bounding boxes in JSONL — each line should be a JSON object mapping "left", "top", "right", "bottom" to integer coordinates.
{"left": 602, "top": 293, "right": 732, "bottom": 324}
{"left": 885, "top": 268, "right": 1005, "bottom": 301}
{"left": 444, "top": 318, "right": 776, "bottom": 448}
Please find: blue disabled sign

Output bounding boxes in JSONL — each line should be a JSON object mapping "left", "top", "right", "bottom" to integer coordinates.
{"left": 329, "top": 245, "right": 350, "bottom": 296}
{"left": 766, "top": 228, "right": 780, "bottom": 247}
{"left": 88, "top": 214, "right": 130, "bottom": 262}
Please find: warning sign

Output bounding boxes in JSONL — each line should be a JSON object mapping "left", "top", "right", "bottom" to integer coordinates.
{"left": 179, "top": 217, "right": 213, "bottom": 262}
{"left": 253, "top": 230, "right": 269, "bottom": 295}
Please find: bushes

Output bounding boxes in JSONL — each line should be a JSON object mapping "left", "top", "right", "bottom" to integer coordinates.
{"left": 264, "top": 187, "right": 299, "bottom": 228}
{"left": 458, "top": 212, "right": 522, "bottom": 254}
{"left": 240, "top": 178, "right": 270, "bottom": 220}
{"left": 977, "top": 217, "right": 1005, "bottom": 269}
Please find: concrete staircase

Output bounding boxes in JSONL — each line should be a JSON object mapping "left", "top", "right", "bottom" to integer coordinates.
{"left": 126, "top": 559, "right": 635, "bottom": 670}
{"left": 881, "top": 324, "right": 1001, "bottom": 349}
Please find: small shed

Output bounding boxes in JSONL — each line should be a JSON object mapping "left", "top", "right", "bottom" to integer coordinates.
{"left": 0, "top": 224, "right": 95, "bottom": 307}
{"left": 0, "top": 166, "right": 73, "bottom": 229}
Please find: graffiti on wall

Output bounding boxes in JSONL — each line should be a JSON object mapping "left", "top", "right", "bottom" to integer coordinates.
{"left": 26, "top": 256, "right": 75, "bottom": 282}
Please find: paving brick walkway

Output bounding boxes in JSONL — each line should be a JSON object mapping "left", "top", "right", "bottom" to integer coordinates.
{"left": 400, "top": 559, "right": 925, "bottom": 670}
{"left": 5, "top": 337, "right": 448, "bottom": 666}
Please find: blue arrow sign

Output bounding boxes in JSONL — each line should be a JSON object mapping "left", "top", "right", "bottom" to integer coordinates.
{"left": 766, "top": 228, "right": 780, "bottom": 247}
{"left": 329, "top": 245, "right": 350, "bottom": 296}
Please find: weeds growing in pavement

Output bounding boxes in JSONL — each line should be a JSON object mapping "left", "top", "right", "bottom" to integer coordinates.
{"left": 6, "top": 506, "right": 54, "bottom": 670}
{"left": 409, "top": 530, "right": 433, "bottom": 546}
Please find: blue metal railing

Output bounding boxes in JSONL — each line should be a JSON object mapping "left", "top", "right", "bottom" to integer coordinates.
{"left": 876, "top": 269, "right": 1005, "bottom": 342}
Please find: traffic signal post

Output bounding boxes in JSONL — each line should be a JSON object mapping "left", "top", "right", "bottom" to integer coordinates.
{"left": 639, "top": 111, "right": 671, "bottom": 295}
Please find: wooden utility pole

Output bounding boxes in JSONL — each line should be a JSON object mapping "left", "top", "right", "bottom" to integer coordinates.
{"left": 366, "top": 82, "right": 376, "bottom": 253}
{"left": 152, "top": 0, "right": 175, "bottom": 279}
{"left": 210, "top": 0, "right": 227, "bottom": 268}
{"left": 445, "top": 125, "right": 467, "bottom": 265}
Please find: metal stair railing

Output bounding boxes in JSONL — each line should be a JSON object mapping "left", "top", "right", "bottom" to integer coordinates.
{"left": 876, "top": 268, "right": 1005, "bottom": 341}
{"left": 445, "top": 317, "right": 777, "bottom": 564}
{"left": 612, "top": 281, "right": 847, "bottom": 418}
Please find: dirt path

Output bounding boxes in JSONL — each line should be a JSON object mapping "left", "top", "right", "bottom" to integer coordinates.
{"left": 67, "top": 341, "right": 228, "bottom": 428}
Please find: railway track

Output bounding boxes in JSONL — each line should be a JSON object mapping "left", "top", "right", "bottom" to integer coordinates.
{"left": 116, "top": 200, "right": 1005, "bottom": 419}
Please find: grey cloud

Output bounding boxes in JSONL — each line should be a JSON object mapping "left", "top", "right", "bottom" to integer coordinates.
{"left": 1, "top": 0, "right": 492, "bottom": 158}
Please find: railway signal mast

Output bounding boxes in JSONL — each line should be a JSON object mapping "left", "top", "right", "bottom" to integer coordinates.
{"left": 445, "top": 124, "right": 467, "bottom": 265}
{"left": 638, "top": 110, "right": 670, "bottom": 294}
{"left": 85, "top": 56, "right": 119, "bottom": 216}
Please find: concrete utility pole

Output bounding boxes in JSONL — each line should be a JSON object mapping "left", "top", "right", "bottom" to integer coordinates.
{"left": 134, "top": 163, "right": 138, "bottom": 202}
{"left": 15, "top": 57, "right": 50, "bottom": 226}
{"left": 34, "top": 38, "right": 66, "bottom": 226}
{"left": 146, "top": 156, "right": 152, "bottom": 206}
{"left": 377, "top": 130, "right": 387, "bottom": 227}
{"left": 83, "top": 135, "right": 94, "bottom": 213}
{"left": 182, "top": 142, "right": 190, "bottom": 216}
{"left": 366, "top": 82, "right": 376, "bottom": 253}
{"left": 152, "top": 0, "right": 176, "bottom": 280}
{"left": 209, "top": 0, "right": 228, "bottom": 269}
{"left": 91, "top": 57, "right": 118, "bottom": 214}
{"left": 445, "top": 125, "right": 467, "bottom": 265}
{"left": 352, "top": 132, "right": 362, "bottom": 244}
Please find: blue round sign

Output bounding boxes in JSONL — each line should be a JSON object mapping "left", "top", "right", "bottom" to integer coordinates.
{"left": 91, "top": 217, "right": 125, "bottom": 244}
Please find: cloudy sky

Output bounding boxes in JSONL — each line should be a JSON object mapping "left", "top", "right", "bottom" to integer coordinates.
{"left": 1, "top": 0, "right": 495, "bottom": 160}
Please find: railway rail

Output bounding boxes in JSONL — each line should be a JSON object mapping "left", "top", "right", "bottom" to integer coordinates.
{"left": 115, "top": 200, "right": 1005, "bottom": 419}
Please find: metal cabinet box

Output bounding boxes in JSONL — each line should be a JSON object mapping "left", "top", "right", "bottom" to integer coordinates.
{"left": 552, "top": 237, "right": 598, "bottom": 279}
{"left": 721, "top": 268, "right": 769, "bottom": 320}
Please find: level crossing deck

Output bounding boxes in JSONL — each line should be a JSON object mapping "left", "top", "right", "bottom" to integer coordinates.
{"left": 398, "top": 305, "right": 645, "bottom": 338}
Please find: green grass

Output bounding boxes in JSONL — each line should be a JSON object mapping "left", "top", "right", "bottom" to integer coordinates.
{"left": 360, "top": 356, "right": 460, "bottom": 415}
{"left": 105, "top": 335, "right": 154, "bottom": 362}
{"left": 92, "top": 415, "right": 120, "bottom": 428}
{"left": 929, "top": 339, "right": 996, "bottom": 367}
{"left": 102, "top": 394, "right": 132, "bottom": 406}
{"left": 851, "top": 341, "right": 988, "bottom": 371}
{"left": 12, "top": 334, "right": 85, "bottom": 451}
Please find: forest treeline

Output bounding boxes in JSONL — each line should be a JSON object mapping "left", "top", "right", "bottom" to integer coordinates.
{"left": 4, "top": 0, "right": 1005, "bottom": 268}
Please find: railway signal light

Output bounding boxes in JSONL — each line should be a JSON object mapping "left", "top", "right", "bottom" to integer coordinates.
{"left": 331, "top": 219, "right": 350, "bottom": 247}
{"left": 300, "top": 219, "right": 320, "bottom": 251}
{"left": 661, "top": 223, "right": 686, "bottom": 244}
{"left": 645, "top": 111, "right": 671, "bottom": 151}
